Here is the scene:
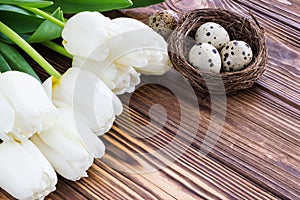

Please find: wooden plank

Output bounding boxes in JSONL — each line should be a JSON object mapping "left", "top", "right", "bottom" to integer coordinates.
{"left": 116, "top": 73, "right": 300, "bottom": 199}
{"left": 0, "top": 189, "right": 14, "bottom": 200}
{"left": 0, "top": 177, "right": 87, "bottom": 200}
{"left": 257, "top": 44, "right": 300, "bottom": 107}
{"left": 1, "top": 0, "right": 299, "bottom": 199}
{"left": 101, "top": 125, "right": 278, "bottom": 199}
{"left": 48, "top": 180, "right": 88, "bottom": 200}
{"left": 67, "top": 161, "right": 174, "bottom": 200}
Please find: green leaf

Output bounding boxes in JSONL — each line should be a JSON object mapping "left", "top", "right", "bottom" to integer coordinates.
{"left": 44, "top": 0, "right": 133, "bottom": 13}
{"left": 0, "top": 7, "right": 64, "bottom": 43}
{"left": 0, "top": 52, "right": 12, "bottom": 72}
{"left": 0, "top": 41, "right": 41, "bottom": 81}
{"left": 0, "top": 5, "right": 44, "bottom": 34}
{"left": 129, "top": 0, "right": 165, "bottom": 8}
{"left": 27, "top": 7, "right": 63, "bottom": 43}
{"left": 0, "top": 0, "right": 53, "bottom": 8}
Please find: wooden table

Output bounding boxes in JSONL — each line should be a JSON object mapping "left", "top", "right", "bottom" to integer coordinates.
{"left": 1, "top": 0, "right": 300, "bottom": 199}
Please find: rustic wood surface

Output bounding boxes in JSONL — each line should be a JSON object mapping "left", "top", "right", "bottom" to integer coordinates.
{"left": 1, "top": 0, "right": 300, "bottom": 199}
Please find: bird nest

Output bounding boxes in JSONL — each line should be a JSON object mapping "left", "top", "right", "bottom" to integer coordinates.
{"left": 168, "top": 8, "right": 267, "bottom": 94}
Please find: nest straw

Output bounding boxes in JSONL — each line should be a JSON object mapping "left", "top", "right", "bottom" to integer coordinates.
{"left": 168, "top": 9, "right": 267, "bottom": 94}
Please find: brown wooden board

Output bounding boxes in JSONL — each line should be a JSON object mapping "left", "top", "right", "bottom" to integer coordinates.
{"left": 1, "top": 0, "right": 300, "bottom": 199}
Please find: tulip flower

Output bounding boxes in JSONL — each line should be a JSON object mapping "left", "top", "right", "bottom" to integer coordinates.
{"left": 0, "top": 71, "right": 57, "bottom": 140}
{"left": 62, "top": 12, "right": 171, "bottom": 95}
{"left": 31, "top": 107, "right": 104, "bottom": 181}
{"left": 62, "top": 11, "right": 120, "bottom": 61}
{"left": 46, "top": 68, "right": 122, "bottom": 135}
{"left": 0, "top": 138, "right": 57, "bottom": 199}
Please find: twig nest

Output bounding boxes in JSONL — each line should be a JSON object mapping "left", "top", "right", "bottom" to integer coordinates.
{"left": 148, "top": 10, "right": 180, "bottom": 39}
{"left": 168, "top": 9, "right": 267, "bottom": 94}
{"left": 195, "top": 22, "right": 230, "bottom": 50}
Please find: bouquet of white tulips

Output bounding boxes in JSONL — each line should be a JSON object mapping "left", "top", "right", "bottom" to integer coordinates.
{"left": 0, "top": 0, "right": 171, "bottom": 199}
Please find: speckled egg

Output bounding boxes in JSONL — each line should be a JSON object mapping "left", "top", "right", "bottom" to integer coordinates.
{"left": 221, "top": 40, "right": 253, "bottom": 72}
{"left": 148, "top": 10, "right": 179, "bottom": 38}
{"left": 188, "top": 43, "right": 222, "bottom": 73}
{"left": 195, "top": 22, "right": 230, "bottom": 50}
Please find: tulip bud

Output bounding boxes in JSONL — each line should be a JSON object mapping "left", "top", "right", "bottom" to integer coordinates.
{"left": 51, "top": 68, "right": 122, "bottom": 135}
{"left": 61, "top": 12, "right": 171, "bottom": 97}
{"left": 62, "top": 11, "right": 120, "bottom": 61}
{"left": 0, "top": 71, "right": 57, "bottom": 140}
{"left": 31, "top": 107, "right": 105, "bottom": 181}
{"left": 0, "top": 139, "right": 57, "bottom": 199}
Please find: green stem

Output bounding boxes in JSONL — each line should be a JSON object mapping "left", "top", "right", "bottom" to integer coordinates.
{"left": 0, "top": 21, "right": 61, "bottom": 78}
{"left": 20, "top": 6, "right": 65, "bottom": 28}
{"left": 42, "top": 41, "right": 73, "bottom": 59}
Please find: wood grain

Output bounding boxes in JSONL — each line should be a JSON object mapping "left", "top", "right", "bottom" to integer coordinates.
{"left": 1, "top": 0, "right": 300, "bottom": 199}
{"left": 117, "top": 73, "right": 300, "bottom": 199}
{"left": 112, "top": 111, "right": 279, "bottom": 199}
{"left": 118, "top": 0, "right": 300, "bottom": 199}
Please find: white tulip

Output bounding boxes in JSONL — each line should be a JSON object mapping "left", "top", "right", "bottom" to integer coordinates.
{"left": 0, "top": 139, "right": 57, "bottom": 200}
{"left": 50, "top": 68, "right": 122, "bottom": 135}
{"left": 73, "top": 56, "right": 140, "bottom": 95}
{"left": 62, "top": 11, "right": 120, "bottom": 61}
{"left": 31, "top": 107, "right": 104, "bottom": 181}
{"left": 62, "top": 12, "right": 141, "bottom": 94}
{"left": 62, "top": 12, "right": 171, "bottom": 96}
{"left": 0, "top": 71, "right": 57, "bottom": 140}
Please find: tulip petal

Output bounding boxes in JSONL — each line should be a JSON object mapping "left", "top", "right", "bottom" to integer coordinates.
{"left": 112, "top": 17, "right": 151, "bottom": 32}
{"left": 21, "top": 139, "right": 58, "bottom": 188}
{"left": 62, "top": 12, "right": 119, "bottom": 61}
{"left": 38, "top": 116, "right": 91, "bottom": 161}
{"left": 0, "top": 139, "right": 57, "bottom": 199}
{"left": 110, "top": 18, "right": 171, "bottom": 75}
{"left": 72, "top": 56, "right": 118, "bottom": 83}
{"left": 112, "top": 17, "right": 166, "bottom": 49}
{"left": 0, "top": 92, "right": 15, "bottom": 140}
{"left": 112, "top": 95, "right": 123, "bottom": 116}
{"left": 31, "top": 135, "right": 90, "bottom": 181}
{"left": 73, "top": 56, "right": 141, "bottom": 95}
{"left": 94, "top": 80, "right": 119, "bottom": 131}
{"left": 43, "top": 76, "right": 53, "bottom": 98}
{"left": 31, "top": 107, "right": 98, "bottom": 181}
{"left": 55, "top": 106, "right": 106, "bottom": 158}
{"left": 0, "top": 71, "right": 57, "bottom": 137}
{"left": 73, "top": 109, "right": 106, "bottom": 158}
{"left": 52, "top": 68, "right": 122, "bottom": 134}
{"left": 112, "top": 64, "right": 141, "bottom": 95}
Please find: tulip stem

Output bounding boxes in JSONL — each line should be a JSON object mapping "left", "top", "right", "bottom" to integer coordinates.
{"left": 20, "top": 6, "right": 65, "bottom": 28}
{"left": 0, "top": 22, "right": 61, "bottom": 78}
{"left": 42, "top": 41, "right": 73, "bottom": 59}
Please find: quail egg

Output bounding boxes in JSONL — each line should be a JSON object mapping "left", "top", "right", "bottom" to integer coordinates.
{"left": 148, "top": 10, "right": 179, "bottom": 38}
{"left": 189, "top": 43, "right": 221, "bottom": 73}
{"left": 221, "top": 40, "right": 253, "bottom": 72}
{"left": 195, "top": 22, "right": 230, "bottom": 50}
